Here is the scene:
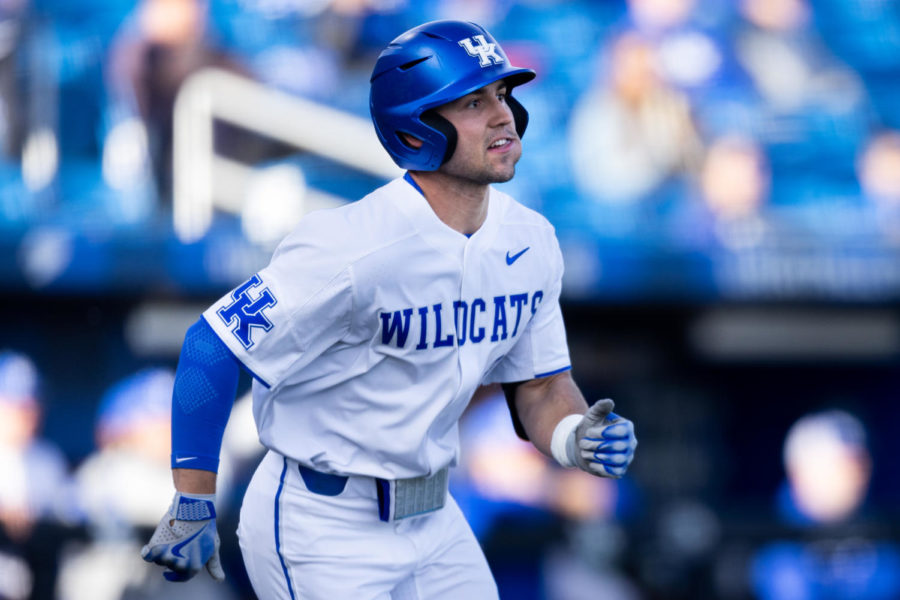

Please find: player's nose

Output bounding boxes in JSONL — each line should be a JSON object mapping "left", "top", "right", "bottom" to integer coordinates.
{"left": 487, "top": 96, "right": 514, "bottom": 128}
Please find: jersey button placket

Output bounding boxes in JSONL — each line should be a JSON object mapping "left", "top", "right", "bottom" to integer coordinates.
{"left": 457, "top": 239, "right": 479, "bottom": 393}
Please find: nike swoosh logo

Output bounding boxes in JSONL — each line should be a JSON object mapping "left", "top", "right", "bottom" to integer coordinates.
{"left": 171, "top": 528, "right": 205, "bottom": 559}
{"left": 506, "top": 247, "right": 530, "bottom": 265}
{"left": 175, "top": 457, "right": 197, "bottom": 464}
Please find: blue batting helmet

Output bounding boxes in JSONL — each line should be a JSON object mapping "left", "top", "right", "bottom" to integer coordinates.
{"left": 370, "top": 20, "right": 536, "bottom": 171}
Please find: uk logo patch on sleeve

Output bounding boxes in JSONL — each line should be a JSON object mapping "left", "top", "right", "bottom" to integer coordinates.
{"left": 217, "top": 274, "right": 277, "bottom": 349}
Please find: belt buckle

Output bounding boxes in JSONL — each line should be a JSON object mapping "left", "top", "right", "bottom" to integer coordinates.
{"left": 376, "top": 467, "right": 449, "bottom": 522}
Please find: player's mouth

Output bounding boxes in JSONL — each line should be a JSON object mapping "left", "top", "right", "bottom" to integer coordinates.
{"left": 487, "top": 137, "right": 515, "bottom": 153}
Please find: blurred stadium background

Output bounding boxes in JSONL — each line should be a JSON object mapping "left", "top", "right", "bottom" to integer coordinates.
{"left": 2, "top": 0, "right": 900, "bottom": 598}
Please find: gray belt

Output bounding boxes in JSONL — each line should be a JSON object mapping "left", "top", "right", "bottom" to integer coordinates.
{"left": 297, "top": 463, "right": 449, "bottom": 522}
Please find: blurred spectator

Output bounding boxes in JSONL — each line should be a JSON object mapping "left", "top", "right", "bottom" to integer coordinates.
{"left": 733, "top": 0, "right": 869, "bottom": 171}
{"left": 779, "top": 410, "right": 870, "bottom": 525}
{"left": 735, "top": 0, "right": 863, "bottom": 113}
{"left": 858, "top": 130, "right": 900, "bottom": 208}
{"left": 541, "top": 472, "right": 641, "bottom": 600}
{"left": 211, "top": 0, "right": 343, "bottom": 100}
{"left": 670, "top": 134, "right": 772, "bottom": 250}
{"left": 751, "top": 409, "right": 900, "bottom": 600}
{"left": 627, "top": 0, "right": 696, "bottom": 34}
{"left": 0, "top": 350, "right": 75, "bottom": 600}
{"left": 857, "top": 129, "right": 900, "bottom": 245}
{"left": 57, "top": 367, "right": 237, "bottom": 600}
{"left": 622, "top": 0, "right": 757, "bottom": 138}
{"left": 453, "top": 385, "right": 553, "bottom": 542}
{"left": 700, "top": 135, "right": 768, "bottom": 219}
{"left": 0, "top": 0, "right": 27, "bottom": 162}
{"left": 625, "top": 0, "right": 726, "bottom": 91}
{"left": 0, "top": 0, "right": 31, "bottom": 224}
{"left": 568, "top": 31, "right": 703, "bottom": 204}
{"left": 104, "top": 0, "right": 246, "bottom": 208}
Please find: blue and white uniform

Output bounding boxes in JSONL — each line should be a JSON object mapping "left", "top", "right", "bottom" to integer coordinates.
{"left": 143, "top": 19, "right": 636, "bottom": 599}
{"left": 205, "top": 175, "right": 570, "bottom": 479}
{"left": 206, "top": 175, "right": 570, "bottom": 598}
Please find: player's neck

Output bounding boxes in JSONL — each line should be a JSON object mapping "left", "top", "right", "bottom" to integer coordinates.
{"left": 408, "top": 171, "right": 489, "bottom": 236}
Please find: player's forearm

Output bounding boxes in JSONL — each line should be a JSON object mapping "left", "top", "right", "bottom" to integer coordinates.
{"left": 514, "top": 371, "right": 589, "bottom": 458}
{"left": 170, "top": 317, "right": 240, "bottom": 473}
{"left": 173, "top": 468, "right": 218, "bottom": 494}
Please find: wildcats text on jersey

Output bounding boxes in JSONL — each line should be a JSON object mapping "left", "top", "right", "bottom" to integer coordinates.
{"left": 380, "top": 291, "right": 544, "bottom": 349}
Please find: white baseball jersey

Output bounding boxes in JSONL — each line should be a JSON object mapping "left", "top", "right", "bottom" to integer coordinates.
{"left": 203, "top": 175, "right": 570, "bottom": 480}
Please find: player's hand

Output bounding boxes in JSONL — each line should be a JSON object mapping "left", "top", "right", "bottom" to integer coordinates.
{"left": 568, "top": 399, "right": 637, "bottom": 478}
{"left": 140, "top": 492, "right": 225, "bottom": 583}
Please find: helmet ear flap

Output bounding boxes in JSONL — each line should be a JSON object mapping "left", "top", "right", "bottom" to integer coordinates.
{"left": 507, "top": 94, "right": 529, "bottom": 139}
{"left": 414, "top": 94, "right": 527, "bottom": 168}
{"left": 421, "top": 111, "right": 458, "bottom": 166}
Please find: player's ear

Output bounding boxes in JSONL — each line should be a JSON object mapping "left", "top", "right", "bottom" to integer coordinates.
{"left": 398, "top": 132, "right": 424, "bottom": 150}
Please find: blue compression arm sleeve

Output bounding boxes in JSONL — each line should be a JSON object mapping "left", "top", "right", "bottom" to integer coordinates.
{"left": 170, "top": 317, "right": 241, "bottom": 472}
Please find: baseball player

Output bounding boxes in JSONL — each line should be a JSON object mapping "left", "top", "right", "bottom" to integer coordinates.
{"left": 141, "top": 20, "right": 638, "bottom": 599}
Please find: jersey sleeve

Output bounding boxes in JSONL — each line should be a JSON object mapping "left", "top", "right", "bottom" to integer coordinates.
{"left": 484, "top": 235, "right": 571, "bottom": 384}
{"left": 202, "top": 219, "right": 354, "bottom": 388}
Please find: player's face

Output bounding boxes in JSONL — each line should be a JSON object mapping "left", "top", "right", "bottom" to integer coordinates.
{"left": 434, "top": 80, "right": 522, "bottom": 185}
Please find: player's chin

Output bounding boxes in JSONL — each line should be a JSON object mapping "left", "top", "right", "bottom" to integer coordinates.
{"left": 479, "top": 162, "right": 515, "bottom": 184}
{"left": 488, "top": 153, "right": 520, "bottom": 182}
{"left": 491, "top": 167, "right": 516, "bottom": 183}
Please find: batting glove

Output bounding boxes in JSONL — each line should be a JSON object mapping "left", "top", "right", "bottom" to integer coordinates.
{"left": 140, "top": 492, "right": 225, "bottom": 582}
{"left": 567, "top": 399, "right": 637, "bottom": 478}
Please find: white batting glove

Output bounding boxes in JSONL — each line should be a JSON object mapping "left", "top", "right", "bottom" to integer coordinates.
{"left": 565, "top": 399, "right": 637, "bottom": 478}
{"left": 140, "top": 492, "right": 225, "bottom": 582}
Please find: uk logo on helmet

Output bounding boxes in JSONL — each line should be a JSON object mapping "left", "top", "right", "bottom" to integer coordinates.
{"left": 458, "top": 35, "right": 504, "bottom": 67}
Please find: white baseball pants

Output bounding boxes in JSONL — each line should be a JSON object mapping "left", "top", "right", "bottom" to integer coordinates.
{"left": 237, "top": 451, "right": 498, "bottom": 599}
